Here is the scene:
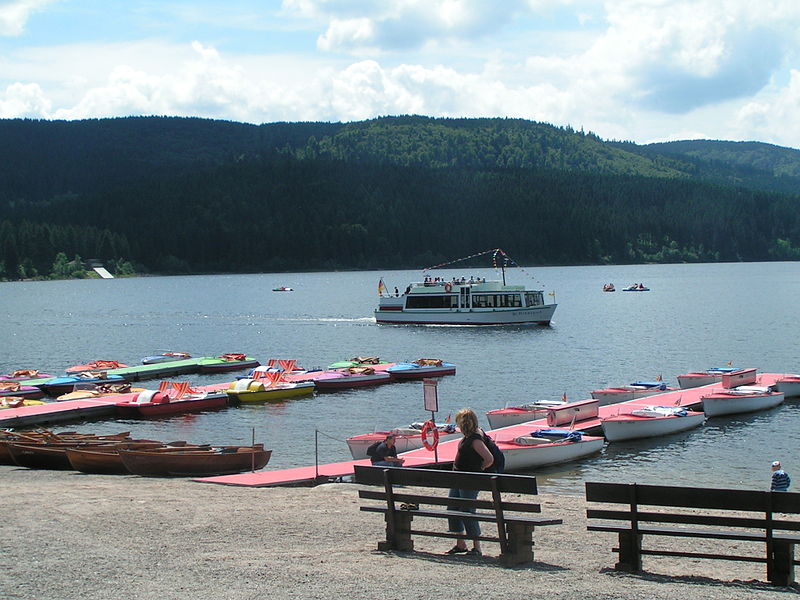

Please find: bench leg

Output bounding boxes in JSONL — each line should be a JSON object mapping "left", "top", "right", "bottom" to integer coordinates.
{"left": 769, "top": 541, "right": 795, "bottom": 586}
{"left": 501, "top": 523, "right": 534, "bottom": 567}
{"left": 377, "top": 512, "right": 414, "bottom": 552}
{"left": 615, "top": 531, "right": 642, "bottom": 572}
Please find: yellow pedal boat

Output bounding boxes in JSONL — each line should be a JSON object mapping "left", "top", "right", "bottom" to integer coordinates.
{"left": 226, "top": 379, "right": 315, "bottom": 403}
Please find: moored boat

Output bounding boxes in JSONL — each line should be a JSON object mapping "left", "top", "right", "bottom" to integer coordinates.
{"left": 55, "top": 382, "right": 143, "bottom": 402}
{"left": 590, "top": 381, "right": 675, "bottom": 404}
{"left": 601, "top": 406, "right": 705, "bottom": 442}
{"left": 141, "top": 352, "right": 192, "bottom": 365}
{"left": 677, "top": 367, "right": 737, "bottom": 389}
{"left": 115, "top": 384, "right": 228, "bottom": 418}
{"left": 775, "top": 375, "right": 800, "bottom": 398}
{"left": 197, "top": 354, "right": 260, "bottom": 373}
{"left": 38, "top": 373, "right": 127, "bottom": 396}
{"left": 1, "top": 369, "right": 54, "bottom": 380}
{"left": 375, "top": 249, "right": 556, "bottom": 326}
{"left": 0, "top": 396, "right": 45, "bottom": 409}
{"left": 65, "top": 441, "right": 199, "bottom": 474}
{"left": 386, "top": 359, "right": 456, "bottom": 380}
{"left": 0, "top": 381, "right": 45, "bottom": 400}
{"left": 65, "top": 360, "right": 128, "bottom": 374}
{"left": 622, "top": 283, "right": 649, "bottom": 291}
{"left": 5, "top": 431, "right": 135, "bottom": 470}
{"left": 492, "top": 429, "right": 605, "bottom": 471}
{"left": 602, "top": 283, "right": 615, "bottom": 292}
{"left": 226, "top": 377, "right": 315, "bottom": 403}
{"left": 701, "top": 386, "right": 784, "bottom": 418}
{"left": 346, "top": 423, "right": 460, "bottom": 459}
{"left": 118, "top": 444, "right": 272, "bottom": 476}
{"left": 313, "top": 368, "right": 392, "bottom": 391}
{"left": 485, "top": 400, "right": 566, "bottom": 429}
{"left": 272, "top": 286, "right": 293, "bottom": 292}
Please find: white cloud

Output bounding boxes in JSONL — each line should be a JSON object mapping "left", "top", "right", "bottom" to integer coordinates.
{"left": 0, "top": 81, "right": 50, "bottom": 117}
{"left": 0, "top": 0, "right": 56, "bottom": 36}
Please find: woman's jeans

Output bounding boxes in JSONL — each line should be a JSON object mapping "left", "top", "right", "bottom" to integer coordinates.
{"left": 447, "top": 487, "right": 480, "bottom": 539}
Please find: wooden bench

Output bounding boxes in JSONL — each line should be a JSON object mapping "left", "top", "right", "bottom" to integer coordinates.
{"left": 354, "top": 465, "right": 562, "bottom": 566}
{"left": 585, "top": 481, "right": 800, "bottom": 585}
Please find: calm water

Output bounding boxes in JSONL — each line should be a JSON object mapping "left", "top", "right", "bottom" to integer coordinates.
{"left": 2, "top": 261, "right": 800, "bottom": 493}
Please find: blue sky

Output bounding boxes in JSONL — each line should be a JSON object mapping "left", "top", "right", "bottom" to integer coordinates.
{"left": 1, "top": 0, "right": 799, "bottom": 148}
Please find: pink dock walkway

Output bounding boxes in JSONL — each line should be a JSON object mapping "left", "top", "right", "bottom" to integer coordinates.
{"left": 196, "top": 372, "right": 788, "bottom": 488}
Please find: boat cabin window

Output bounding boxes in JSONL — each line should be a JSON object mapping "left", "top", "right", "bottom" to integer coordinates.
{"left": 524, "top": 291, "right": 544, "bottom": 307}
{"left": 406, "top": 295, "right": 458, "bottom": 309}
{"left": 471, "top": 293, "right": 523, "bottom": 308}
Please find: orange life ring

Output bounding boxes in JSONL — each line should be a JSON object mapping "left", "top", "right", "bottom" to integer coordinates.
{"left": 421, "top": 420, "right": 440, "bottom": 451}
{"left": 444, "top": 282, "right": 452, "bottom": 293}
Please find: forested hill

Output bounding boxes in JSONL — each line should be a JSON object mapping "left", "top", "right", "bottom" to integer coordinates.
{"left": 1, "top": 115, "right": 800, "bottom": 279}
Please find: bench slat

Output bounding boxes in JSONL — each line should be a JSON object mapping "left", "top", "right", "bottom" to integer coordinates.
{"left": 588, "top": 523, "right": 800, "bottom": 543}
{"left": 587, "top": 508, "right": 800, "bottom": 531}
{"left": 361, "top": 505, "right": 562, "bottom": 526}
{"left": 355, "top": 465, "right": 538, "bottom": 494}
{"left": 359, "top": 489, "right": 542, "bottom": 513}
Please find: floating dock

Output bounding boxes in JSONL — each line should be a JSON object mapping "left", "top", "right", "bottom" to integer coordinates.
{"left": 196, "top": 372, "right": 785, "bottom": 487}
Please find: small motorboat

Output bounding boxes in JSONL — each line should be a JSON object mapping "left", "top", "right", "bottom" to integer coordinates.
{"left": 386, "top": 359, "right": 456, "bottom": 380}
{"left": 1, "top": 369, "right": 54, "bottom": 381}
{"left": 492, "top": 429, "right": 605, "bottom": 471}
{"left": 272, "top": 286, "right": 293, "bottom": 292}
{"left": 485, "top": 400, "right": 566, "bottom": 429}
{"left": 118, "top": 444, "right": 272, "bottom": 477}
{"left": 676, "top": 367, "right": 738, "bottom": 389}
{"left": 0, "top": 380, "right": 45, "bottom": 400}
{"left": 701, "top": 386, "right": 784, "bottom": 418}
{"left": 226, "top": 377, "right": 315, "bottom": 403}
{"left": 65, "top": 360, "right": 128, "bottom": 374}
{"left": 601, "top": 406, "right": 705, "bottom": 442}
{"left": 346, "top": 422, "right": 460, "bottom": 459}
{"left": 0, "top": 396, "right": 45, "bottom": 410}
{"left": 327, "top": 356, "right": 391, "bottom": 370}
{"left": 197, "top": 354, "right": 260, "bottom": 373}
{"left": 55, "top": 382, "right": 143, "bottom": 402}
{"left": 774, "top": 375, "right": 800, "bottom": 398}
{"left": 590, "top": 381, "right": 675, "bottom": 405}
{"left": 313, "top": 368, "right": 393, "bottom": 391}
{"left": 141, "top": 352, "right": 192, "bottom": 365}
{"left": 115, "top": 382, "right": 228, "bottom": 418}
{"left": 622, "top": 283, "right": 649, "bottom": 292}
{"left": 602, "top": 283, "right": 615, "bottom": 292}
{"left": 37, "top": 373, "right": 128, "bottom": 396}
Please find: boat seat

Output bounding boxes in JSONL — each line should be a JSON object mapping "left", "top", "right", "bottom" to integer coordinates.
{"left": 513, "top": 436, "right": 553, "bottom": 445}
{"left": 135, "top": 390, "right": 159, "bottom": 404}
{"left": 232, "top": 379, "right": 254, "bottom": 391}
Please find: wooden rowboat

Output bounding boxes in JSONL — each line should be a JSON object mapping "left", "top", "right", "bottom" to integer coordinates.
{"left": 65, "top": 442, "right": 202, "bottom": 474}
{"left": 119, "top": 444, "right": 271, "bottom": 477}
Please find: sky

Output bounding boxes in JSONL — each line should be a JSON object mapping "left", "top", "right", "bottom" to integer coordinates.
{"left": 0, "top": 0, "right": 799, "bottom": 148}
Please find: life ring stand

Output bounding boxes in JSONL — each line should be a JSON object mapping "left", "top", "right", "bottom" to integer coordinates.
{"left": 444, "top": 282, "right": 452, "bottom": 293}
{"left": 421, "top": 420, "right": 440, "bottom": 451}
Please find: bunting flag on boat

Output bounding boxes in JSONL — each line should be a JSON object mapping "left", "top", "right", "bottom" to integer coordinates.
{"left": 561, "top": 392, "right": 567, "bottom": 403}
{"left": 444, "top": 413, "right": 451, "bottom": 423}
{"left": 656, "top": 374, "right": 662, "bottom": 382}
{"left": 378, "top": 278, "right": 388, "bottom": 296}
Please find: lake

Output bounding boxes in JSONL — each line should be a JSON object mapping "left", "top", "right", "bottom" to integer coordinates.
{"left": 2, "top": 261, "right": 799, "bottom": 492}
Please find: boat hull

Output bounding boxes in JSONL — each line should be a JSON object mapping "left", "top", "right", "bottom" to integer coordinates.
{"left": 590, "top": 388, "right": 673, "bottom": 404}
{"left": 119, "top": 447, "right": 271, "bottom": 477}
{"left": 197, "top": 358, "right": 261, "bottom": 373}
{"left": 314, "top": 372, "right": 392, "bottom": 390}
{"left": 497, "top": 437, "right": 605, "bottom": 471}
{"left": 346, "top": 431, "right": 461, "bottom": 460}
{"left": 701, "top": 391, "right": 784, "bottom": 417}
{"left": 226, "top": 382, "right": 315, "bottom": 403}
{"left": 375, "top": 304, "right": 556, "bottom": 326}
{"left": 486, "top": 406, "right": 557, "bottom": 429}
{"left": 601, "top": 412, "right": 705, "bottom": 442}
{"left": 115, "top": 393, "right": 228, "bottom": 418}
{"left": 775, "top": 377, "right": 800, "bottom": 398}
{"left": 7, "top": 443, "right": 74, "bottom": 469}
{"left": 387, "top": 364, "right": 456, "bottom": 380}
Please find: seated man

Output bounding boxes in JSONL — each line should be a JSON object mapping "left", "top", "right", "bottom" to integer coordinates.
{"left": 370, "top": 434, "right": 405, "bottom": 467}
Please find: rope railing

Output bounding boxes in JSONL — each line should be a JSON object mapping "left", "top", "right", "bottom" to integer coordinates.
{"left": 423, "top": 248, "right": 547, "bottom": 289}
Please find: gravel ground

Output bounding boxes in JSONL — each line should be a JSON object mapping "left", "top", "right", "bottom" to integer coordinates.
{"left": 1, "top": 465, "right": 796, "bottom": 600}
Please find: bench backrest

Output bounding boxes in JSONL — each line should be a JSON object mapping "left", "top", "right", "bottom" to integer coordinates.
{"left": 355, "top": 465, "right": 538, "bottom": 494}
{"left": 586, "top": 481, "right": 800, "bottom": 532}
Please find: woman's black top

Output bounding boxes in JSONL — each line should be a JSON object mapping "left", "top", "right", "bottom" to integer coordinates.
{"left": 454, "top": 432, "right": 484, "bottom": 472}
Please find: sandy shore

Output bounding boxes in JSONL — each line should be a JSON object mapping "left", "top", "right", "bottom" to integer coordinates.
{"left": 1, "top": 465, "right": 795, "bottom": 600}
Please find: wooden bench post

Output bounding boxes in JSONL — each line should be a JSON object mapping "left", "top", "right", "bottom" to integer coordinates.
{"left": 377, "top": 467, "right": 414, "bottom": 552}
{"left": 503, "top": 522, "right": 535, "bottom": 566}
{"left": 766, "top": 492, "right": 795, "bottom": 586}
{"left": 616, "top": 483, "right": 642, "bottom": 572}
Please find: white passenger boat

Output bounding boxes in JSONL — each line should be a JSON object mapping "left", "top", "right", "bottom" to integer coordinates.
{"left": 591, "top": 381, "right": 675, "bottom": 404}
{"left": 775, "top": 375, "right": 800, "bottom": 398}
{"left": 601, "top": 406, "right": 705, "bottom": 442}
{"left": 492, "top": 429, "right": 605, "bottom": 471}
{"left": 485, "top": 400, "right": 566, "bottom": 429}
{"left": 701, "top": 386, "right": 784, "bottom": 417}
{"left": 346, "top": 423, "right": 460, "bottom": 459}
{"left": 374, "top": 249, "right": 556, "bottom": 326}
{"left": 677, "top": 367, "right": 737, "bottom": 389}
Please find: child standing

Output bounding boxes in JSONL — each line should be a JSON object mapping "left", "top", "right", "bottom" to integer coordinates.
{"left": 771, "top": 460, "right": 791, "bottom": 491}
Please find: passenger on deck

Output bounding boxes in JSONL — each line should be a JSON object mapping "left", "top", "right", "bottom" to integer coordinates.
{"left": 370, "top": 435, "right": 405, "bottom": 467}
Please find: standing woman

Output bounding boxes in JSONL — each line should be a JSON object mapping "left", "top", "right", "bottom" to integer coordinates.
{"left": 445, "top": 408, "right": 494, "bottom": 556}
